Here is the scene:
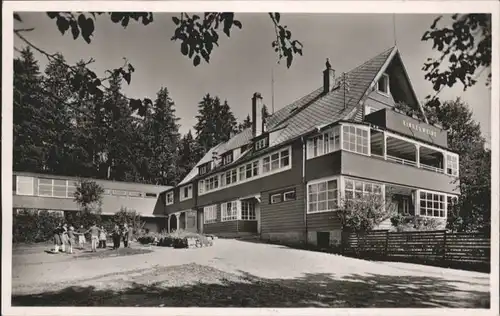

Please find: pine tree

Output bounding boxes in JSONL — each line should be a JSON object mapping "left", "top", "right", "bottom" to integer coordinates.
{"left": 178, "top": 130, "right": 202, "bottom": 180}
{"left": 142, "top": 87, "right": 181, "bottom": 185}
{"left": 238, "top": 114, "right": 252, "bottom": 131}
{"left": 42, "top": 53, "right": 75, "bottom": 175}
{"left": 13, "top": 47, "right": 47, "bottom": 172}
{"left": 219, "top": 99, "right": 238, "bottom": 142}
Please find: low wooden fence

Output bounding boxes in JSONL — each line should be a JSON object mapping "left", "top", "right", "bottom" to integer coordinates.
{"left": 341, "top": 230, "right": 490, "bottom": 271}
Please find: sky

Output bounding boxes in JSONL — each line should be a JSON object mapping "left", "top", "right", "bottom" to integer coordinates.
{"left": 14, "top": 12, "right": 492, "bottom": 146}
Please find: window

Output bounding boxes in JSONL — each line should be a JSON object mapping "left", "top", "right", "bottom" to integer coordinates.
{"left": 270, "top": 193, "right": 282, "bottom": 204}
{"left": 38, "top": 178, "right": 53, "bottom": 196}
{"left": 446, "top": 154, "right": 459, "bottom": 177}
{"left": 270, "top": 189, "right": 296, "bottom": 204}
{"left": 222, "top": 152, "right": 233, "bottom": 165}
{"left": 307, "top": 127, "right": 341, "bottom": 159}
{"left": 377, "top": 73, "right": 389, "bottom": 94}
{"left": 419, "top": 191, "right": 446, "bottom": 218}
{"left": 262, "top": 148, "right": 290, "bottom": 174}
{"left": 36, "top": 178, "right": 76, "bottom": 198}
{"left": 344, "top": 178, "right": 383, "bottom": 201}
{"left": 204, "top": 205, "right": 217, "bottom": 224}
{"left": 180, "top": 184, "right": 193, "bottom": 201}
{"left": 103, "top": 189, "right": 112, "bottom": 195}
{"left": 241, "top": 201, "right": 256, "bottom": 220}
{"left": 284, "top": 190, "right": 296, "bottom": 201}
{"left": 263, "top": 157, "right": 270, "bottom": 173}
{"left": 205, "top": 175, "right": 219, "bottom": 192}
{"left": 198, "top": 180, "right": 205, "bottom": 194}
{"left": 112, "top": 190, "right": 127, "bottom": 196}
{"left": 145, "top": 192, "right": 157, "bottom": 198}
{"left": 447, "top": 195, "right": 459, "bottom": 216}
{"left": 255, "top": 137, "right": 269, "bottom": 151}
{"left": 166, "top": 191, "right": 174, "bottom": 205}
{"left": 16, "top": 176, "right": 34, "bottom": 196}
{"left": 222, "top": 169, "right": 237, "bottom": 186}
{"left": 221, "top": 201, "right": 238, "bottom": 221}
{"left": 342, "top": 125, "right": 369, "bottom": 155}
{"left": 128, "top": 191, "right": 142, "bottom": 198}
{"left": 199, "top": 165, "right": 207, "bottom": 175}
{"left": 308, "top": 179, "right": 339, "bottom": 213}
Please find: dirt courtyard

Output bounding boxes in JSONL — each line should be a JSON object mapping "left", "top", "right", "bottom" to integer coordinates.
{"left": 10, "top": 239, "right": 490, "bottom": 307}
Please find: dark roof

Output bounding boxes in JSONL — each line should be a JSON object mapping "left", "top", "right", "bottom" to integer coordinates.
{"left": 178, "top": 46, "right": 396, "bottom": 184}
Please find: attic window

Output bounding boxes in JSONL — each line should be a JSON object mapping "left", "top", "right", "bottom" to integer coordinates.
{"left": 255, "top": 137, "right": 269, "bottom": 151}
{"left": 199, "top": 162, "right": 211, "bottom": 175}
{"left": 377, "top": 73, "right": 390, "bottom": 94}
{"left": 222, "top": 152, "right": 233, "bottom": 165}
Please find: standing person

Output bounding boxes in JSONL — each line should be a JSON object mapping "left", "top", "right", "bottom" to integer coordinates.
{"left": 122, "top": 223, "right": 129, "bottom": 248}
{"left": 127, "top": 223, "right": 134, "bottom": 248}
{"left": 61, "top": 223, "right": 69, "bottom": 253}
{"left": 112, "top": 224, "right": 121, "bottom": 249}
{"left": 76, "top": 225, "right": 86, "bottom": 249}
{"left": 53, "top": 224, "right": 62, "bottom": 253}
{"left": 99, "top": 226, "right": 107, "bottom": 249}
{"left": 86, "top": 223, "right": 100, "bottom": 252}
{"left": 67, "top": 226, "right": 76, "bottom": 254}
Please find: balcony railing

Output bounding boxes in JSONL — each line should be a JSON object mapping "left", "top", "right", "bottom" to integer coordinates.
{"left": 371, "top": 154, "right": 445, "bottom": 174}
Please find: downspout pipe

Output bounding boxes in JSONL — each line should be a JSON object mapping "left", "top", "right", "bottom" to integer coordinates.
{"left": 301, "top": 135, "right": 307, "bottom": 244}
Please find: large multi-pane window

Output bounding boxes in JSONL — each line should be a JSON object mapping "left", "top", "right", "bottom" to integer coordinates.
{"left": 446, "top": 154, "right": 459, "bottom": 177}
{"left": 16, "top": 176, "right": 34, "bottom": 196}
{"left": 204, "top": 205, "right": 217, "bottom": 224}
{"left": 419, "top": 190, "right": 446, "bottom": 218}
{"left": 307, "top": 126, "right": 341, "bottom": 159}
{"left": 344, "top": 178, "right": 383, "bottom": 200}
{"left": 222, "top": 169, "right": 237, "bottom": 186}
{"left": 342, "top": 125, "right": 369, "bottom": 155}
{"left": 307, "top": 178, "right": 339, "bottom": 213}
{"left": 221, "top": 201, "right": 238, "bottom": 221}
{"left": 37, "top": 178, "right": 77, "bottom": 198}
{"left": 263, "top": 149, "right": 290, "bottom": 173}
{"left": 198, "top": 146, "right": 291, "bottom": 195}
{"left": 241, "top": 201, "right": 256, "bottom": 220}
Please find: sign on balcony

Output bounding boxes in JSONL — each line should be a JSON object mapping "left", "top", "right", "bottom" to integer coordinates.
{"left": 365, "top": 108, "right": 448, "bottom": 147}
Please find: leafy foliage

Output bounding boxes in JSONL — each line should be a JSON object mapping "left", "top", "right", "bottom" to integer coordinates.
{"left": 13, "top": 210, "right": 62, "bottom": 243}
{"left": 390, "top": 213, "right": 444, "bottom": 232}
{"left": 112, "top": 207, "right": 145, "bottom": 237}
{"left": 423, "top": 98, "right": 490, "bottom": 232}
{"left": 337, "top": 194, "right": 397, "bottom": 233}
{"left": 422, "top": 14, "right": 491, "bottom": 105}
{"left": 74, "top": 180, "right": 104, "bottom": 213}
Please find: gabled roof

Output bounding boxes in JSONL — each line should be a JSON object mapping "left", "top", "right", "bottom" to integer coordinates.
{"left": 178, "top": 46, "right": 398, "bottom": 185}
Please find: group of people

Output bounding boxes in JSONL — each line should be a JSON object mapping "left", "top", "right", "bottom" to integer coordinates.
{"left": 52, "top": 222, "right": 134, "bottom": 254}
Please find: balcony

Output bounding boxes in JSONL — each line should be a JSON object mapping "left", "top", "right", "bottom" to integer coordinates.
{"left": 370, "top": 129, "right": 451, "bottom": 176}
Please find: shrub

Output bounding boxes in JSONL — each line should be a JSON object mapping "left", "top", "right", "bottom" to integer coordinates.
{"left": 13, "top": 209, "right": 62, "bottom": 243}
{"left": 112, "top": 207, "right": 145, "bottom": 239}
{"left": 73, "top": 180, "right": 104, "bottom": 213}
{"left": 391, "top": 214, "right": 445, "bottom": 232}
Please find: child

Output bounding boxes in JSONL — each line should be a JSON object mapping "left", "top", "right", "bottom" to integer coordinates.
{"left": 122, "top": 223, "right": 129, "bottom": 248}
{"left": 112, "top": 224, "right": 121, "bottom": 249}
{"left": 67, "top": 226, "right": 76, "bottom": 254}
{"left": 99, "top": 226, "right": 107, "bottom": 249}
{"left": 61, "top": 223, "right": 69, "bottom": 253}
{"left": 53, "top": 224, "right": 62, "bottom": 253}
{"left": 86, "top": 223, "right": 100, "bottom": 252}
{"left": 77, "top": 225, "right": 86, "bottom": 249}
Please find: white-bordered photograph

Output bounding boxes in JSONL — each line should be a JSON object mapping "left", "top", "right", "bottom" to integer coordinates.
{"left": 2, "top": 1, "right": 499, "bottom": 315}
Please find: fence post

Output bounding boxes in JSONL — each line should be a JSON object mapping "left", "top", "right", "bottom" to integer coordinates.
{"left": 443, "top": 230, "right": 447, "bottom": 262}
{"left": 384, "top": 230, "right": 389, "bottom": 258}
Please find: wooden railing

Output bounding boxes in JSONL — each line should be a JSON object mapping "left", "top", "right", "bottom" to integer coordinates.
{"left": 342, "top": 230, "right": 490, "bottom": 270}
{"left": 371, "top": 154, "right": 445, "bottom": 174}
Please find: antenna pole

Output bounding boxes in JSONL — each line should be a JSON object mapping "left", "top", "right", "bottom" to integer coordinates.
{"left": 393, "top": 14, "right": 397, "bottom": 46}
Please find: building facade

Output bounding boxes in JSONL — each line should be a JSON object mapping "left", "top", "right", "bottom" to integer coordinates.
{"left": 164, "top": 46, "right": 460, "bottom": 246}
{"left": 12, "top": 171, "right": 171, "bottom": 232}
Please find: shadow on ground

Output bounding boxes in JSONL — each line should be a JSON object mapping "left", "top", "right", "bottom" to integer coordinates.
{"left": 12, "top": 265, "right": 490, "bottom": 308}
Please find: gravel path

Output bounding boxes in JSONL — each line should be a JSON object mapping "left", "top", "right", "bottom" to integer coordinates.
{"left": 10, "top": 239, "right": 490, "bottom": 307}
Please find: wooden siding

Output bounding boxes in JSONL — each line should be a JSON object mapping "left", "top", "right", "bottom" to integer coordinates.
{"left": 165, "top": 182, "right": 196, "bottom": 214}
{"left": 260, "top": 184, "right": 305, "bottom": 233}
{"left": 341, "top": 151, "right": 459, "bottom": 194}
{"left": 305, "top": 151, "right": 341, "bottom": 182}
{"left": 197, "top": 140, "right": 303, "bottom": 207}
{"left": 307, "top": 211, "right": 342, "bottom": 231}
{"left": 238, "top": 220, "right": 258, "bottom": 232}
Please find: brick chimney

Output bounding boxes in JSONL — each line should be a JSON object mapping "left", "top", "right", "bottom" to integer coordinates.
{"left": 323, "top": 58, "right": 335, "bottom": 94}
{"left": 252, "top": 92, "right": 264, "bottom": 137}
